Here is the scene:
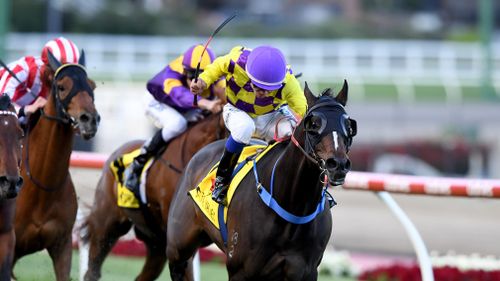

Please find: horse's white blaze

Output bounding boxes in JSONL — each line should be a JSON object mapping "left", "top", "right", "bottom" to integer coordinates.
{"left": 332, "top": 131, "right": 339, "bottom": 150}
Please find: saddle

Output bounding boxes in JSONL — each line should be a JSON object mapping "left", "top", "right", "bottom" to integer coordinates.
{"left": 110, "top": 149, "right": 154, "bottom": 208}
{"left": 189, "top": 142, "right": 279, "bottom": 229}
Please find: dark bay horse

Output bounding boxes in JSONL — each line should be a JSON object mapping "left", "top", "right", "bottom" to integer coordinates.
{"left": 167, "top": 81, "right": 357, "bottom": 281}
{"left": 80, "top": 111, "right": 225, "bottom": 281}
{"left": 13, "top": 51, "right": 100, "bottom": 280}
{"left": 0, "top": 94, "right": 24, "bottom": 280}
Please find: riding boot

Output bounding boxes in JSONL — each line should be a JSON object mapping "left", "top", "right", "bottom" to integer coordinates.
{"left": 212, "top": 148, "right": 241, "bottom": 206}
{"left": 124, "top": 129, "right": 167, "bottom": 198}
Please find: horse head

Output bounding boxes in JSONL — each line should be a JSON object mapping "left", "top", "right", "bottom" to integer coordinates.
{"left": 46, "top": 50, "right": 100, "bottom": 140}
{"left": 299, "top": 80, "right": 357, "bottom": 186}
{"left": 0, "top": 94, "right": 24, "bottom": 199}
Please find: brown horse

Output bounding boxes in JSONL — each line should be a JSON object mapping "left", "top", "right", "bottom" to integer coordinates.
{"left": 13, "top": 51, "right": 100, "bottom": 281}
{"left": 80, "top": 110, "right": 225, "bottom": 281}
{"left": 0, "top": 94, "right": 24, "bottom": 280}
{"left": 167, "top": 81, "right": 357, "bottom": 281}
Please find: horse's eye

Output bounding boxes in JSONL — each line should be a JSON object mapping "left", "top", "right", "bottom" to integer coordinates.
{"left": 348, "top": 118, "right": 357, "bottom": 137}
{"left": 305, "top": 115, "right": 323, "bottom": 134}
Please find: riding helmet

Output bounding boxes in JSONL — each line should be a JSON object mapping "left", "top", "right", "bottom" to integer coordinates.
{"left": 182, "top": 45, "right": 216, "bottom": 71}
{"left": 41, "top": 37, "right": 80, "bottom": 65}
{"left": 246, "top": 46, "right": 287, "bottom": 91}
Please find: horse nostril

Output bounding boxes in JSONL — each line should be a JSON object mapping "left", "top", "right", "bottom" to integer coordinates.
{"left": 80, "top": 113, "right": 90, "bottom": 123}
{"left": 95, "top": 113, "right": 101, "bottom": 126}
{"left": 344, "top": 159, "right": 351, "bottom": 171}
{"left": 326, "top": 158, "right": 351, "bottom": 171}
{"left": 0, "top": 175, "right": 21, "bottom": 189}
{"left": 325, "top": 158, "right": 338, "bottom": 170}
{"left": 17, "top": 176, "right": 24, "bottom": 189}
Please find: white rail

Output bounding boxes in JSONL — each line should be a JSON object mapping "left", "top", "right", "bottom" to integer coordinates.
{"left": 6, "top": 33, "right": 500, "bottom": 102}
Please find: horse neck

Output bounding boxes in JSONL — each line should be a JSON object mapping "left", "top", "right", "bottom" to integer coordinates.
{"left": 270, "top": 140, "right": 324, "bottom": 216}
{"left": 26, "top": 98, "right": 74, "bottom": 185}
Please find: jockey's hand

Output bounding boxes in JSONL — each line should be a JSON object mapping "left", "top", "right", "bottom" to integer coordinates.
{"left": 190, "top": 78, "right": 207, "bottom": 95}
{"left": 198, "top": 98, "right": 222, "bottom": 113}
{"left": 25, "top": 96, "right": 47, "bottom": 114}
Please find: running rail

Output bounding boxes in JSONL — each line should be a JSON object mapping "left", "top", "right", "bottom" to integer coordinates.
{"left": 70, "top": 151, "right": 500, "bottom": 281}
{"left": 70, "top": 152, "right": 500, "bottom": 198}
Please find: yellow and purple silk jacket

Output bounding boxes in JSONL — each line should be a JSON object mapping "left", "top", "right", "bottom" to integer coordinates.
{"left": 199, "top": 46, "right": 307, "bottom": 118}
{"left": 147, "top": 55, "right": 225, "bottom": 111}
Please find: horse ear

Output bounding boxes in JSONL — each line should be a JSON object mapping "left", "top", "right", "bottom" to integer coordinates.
{"left": 335, "top": 79, "right": 348, "bottom": 106}
{"left": 304, "top": 81, "right": 317, "bottom": 107}
{"left": 0, "top": 94, "right": 11, "bottom": 110}
{"left": 78, "top": 49, "right": 86, "bottom": 66}
{"left": 47, "top": 50, "right": 62, "bottom": 71}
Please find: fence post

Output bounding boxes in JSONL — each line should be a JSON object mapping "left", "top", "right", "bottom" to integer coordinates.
{"left": 0, "top": 0, "right": 9, "bottom": 59}
{"left": 377, "top": 191, "right": 434, "bottom": 281}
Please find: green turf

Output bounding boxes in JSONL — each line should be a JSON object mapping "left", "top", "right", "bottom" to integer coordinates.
{"left": 313, "top": 81, "right": 496, "bottom": 102}
{"left": 13, "top": 250, "right": 355, "bottom": 280}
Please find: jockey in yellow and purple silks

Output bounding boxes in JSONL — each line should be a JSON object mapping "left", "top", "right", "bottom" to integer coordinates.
{"left": 190, "top": 45, "right": 307, "bottom": 205}
{"left": 124, "top": 45, "right": 225, "bottom": 196}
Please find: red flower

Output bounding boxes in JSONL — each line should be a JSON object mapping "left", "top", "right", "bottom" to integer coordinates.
{"left": 358, "top": 264, "right": 500, "bottom": 281}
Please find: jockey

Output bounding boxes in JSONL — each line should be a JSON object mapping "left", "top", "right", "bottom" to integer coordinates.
{"left": 190, "top": 45, "right": 307, "bottom": 205}
{"left": 124, "top": 44, "right": 225, "bottom": 195}
{"left": 0, "top": 37, "right": 80, "bottom": 121}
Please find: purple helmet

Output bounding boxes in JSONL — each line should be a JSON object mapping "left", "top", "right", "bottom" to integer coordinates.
{"left": 182, "top": 45, "right": 216, "bottom": 71}
{"left": 246, "top": 46, "right": 287, "bottom": 91}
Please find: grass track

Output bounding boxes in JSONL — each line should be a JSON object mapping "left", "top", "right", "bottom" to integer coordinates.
{"left": 13, "top": 251, "right": 355, "bottom": 281}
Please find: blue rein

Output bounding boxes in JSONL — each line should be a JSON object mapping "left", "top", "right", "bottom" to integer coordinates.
{"left": 254, "top": 150, "right": 327, "bottom": 224}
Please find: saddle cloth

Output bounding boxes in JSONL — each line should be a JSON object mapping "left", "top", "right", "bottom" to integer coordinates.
{"left": 110, "top": 149, "right": 154, "bottom": 208}
{"left": 189, "top": 142, "right": 279, "bottom": 229}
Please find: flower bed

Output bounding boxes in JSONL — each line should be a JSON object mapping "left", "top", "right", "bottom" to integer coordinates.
{"left": 359, "top": 264, "right": 500, "bottom": 281}
{"left": 320, "top": 251, "right": 500, "bottom": 281}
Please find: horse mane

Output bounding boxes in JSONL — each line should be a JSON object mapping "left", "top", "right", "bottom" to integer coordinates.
{"left": 26, "top": 109, "right": 42, "bottom": 129}
{"left": 320, "top": 88, "right": 333, "bottom": 97}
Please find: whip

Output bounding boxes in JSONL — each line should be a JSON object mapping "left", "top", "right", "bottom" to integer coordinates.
{"left": 193, "top": 14, "right": 236, "bottom": 106}
{"left": 0, "top": 58, "right": 33, "bottom": 94}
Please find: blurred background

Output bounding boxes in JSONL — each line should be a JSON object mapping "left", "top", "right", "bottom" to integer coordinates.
{"left": 2, "top": 0, "right": 499, "bottom": 178}
{"left": 1, "top": 0, "right": 500, "bottom": 279}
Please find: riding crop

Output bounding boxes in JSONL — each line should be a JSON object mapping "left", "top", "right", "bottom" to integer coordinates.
{"left": 0, "top": 58, "right": 33, "bottom": 93}
{"left": 192, "top": 13, "right": 237, "bottom": 106}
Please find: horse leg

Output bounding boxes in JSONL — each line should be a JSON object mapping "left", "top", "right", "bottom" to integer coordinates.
{"left": 47, "top": 233, "right": 73, "bottom": 281}
{"left": 168, "top": 256, "right": 194, "bottom": 281}
{"left": 134, "top": 229, "right": 167, "bottom": 281}
{"left": 0, "top": 231, "right": 15, "bottom": 280}
{"left": 82, "top": 214, "right": 132, "bottom": 281}
{"left": 166, "top": 204, "right": 201, "bottom": 281}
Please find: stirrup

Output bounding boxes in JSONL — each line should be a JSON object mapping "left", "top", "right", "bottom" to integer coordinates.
{"left": 212, "top": 177, "right": 229, "bottom": 206}
{"left": 124, "top": 164, "right": 142, "bottom": 199}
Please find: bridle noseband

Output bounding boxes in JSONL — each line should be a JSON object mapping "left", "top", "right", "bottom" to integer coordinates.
{"left": 42, "top": 63, "right": 94, "bottom": 126}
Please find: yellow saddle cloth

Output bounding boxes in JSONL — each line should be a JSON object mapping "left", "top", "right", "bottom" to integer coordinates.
{"left": 110, "top": 149, "right": 153, "bottom": 208}
{"left": 189, "top": 142, "right": 279, "bottom": 229}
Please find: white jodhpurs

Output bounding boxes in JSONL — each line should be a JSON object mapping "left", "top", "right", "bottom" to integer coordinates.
{"left": 145, "top": 97, "right": 187, "bottom": 142}
{"left": 222, "top": 103, "right": 295, "bottom": 144}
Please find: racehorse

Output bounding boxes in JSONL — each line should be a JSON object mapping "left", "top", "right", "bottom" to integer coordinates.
{"left": 80, "top": 111, "right": 225, "bottom": 281}
{"left": 0, "top": 94, "right": 24, "bottom": 280}
{"left": 167, "top": 81, "right": 357, "bottom": 281}
{"left": 13, "top": 51, "right": 100, "bottom": 281}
